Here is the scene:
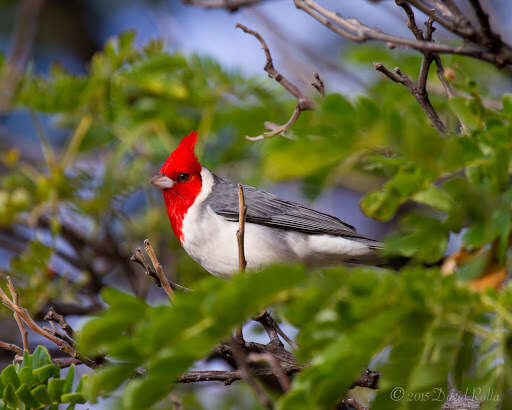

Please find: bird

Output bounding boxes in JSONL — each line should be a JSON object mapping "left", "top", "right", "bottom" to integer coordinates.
{"left": 150, "top": 131, "right": 385, "bottom": 278}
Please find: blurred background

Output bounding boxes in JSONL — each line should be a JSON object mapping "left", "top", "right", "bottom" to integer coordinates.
{"left": 1, "top": 0, "right": 511, "bottom": 408}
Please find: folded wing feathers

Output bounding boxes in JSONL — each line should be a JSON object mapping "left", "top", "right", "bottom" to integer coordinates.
{"left": 207, "top": 175, "right": 381, "bottom": 249}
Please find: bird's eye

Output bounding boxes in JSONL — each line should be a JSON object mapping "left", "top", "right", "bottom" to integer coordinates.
{"left": 177, "top": 173, "right": 190, "bottom": 182}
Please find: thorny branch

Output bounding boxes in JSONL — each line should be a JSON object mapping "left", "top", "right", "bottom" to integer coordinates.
{"left": 236, "top": 23, "right": 318, "bottom": 141}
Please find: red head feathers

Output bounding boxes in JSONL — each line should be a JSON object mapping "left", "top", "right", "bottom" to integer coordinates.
{"left": 156, "top": 131, "right": 203, "bottom": 243}
{"left": 160, "top": 130, "right": 201, "bottom": 178}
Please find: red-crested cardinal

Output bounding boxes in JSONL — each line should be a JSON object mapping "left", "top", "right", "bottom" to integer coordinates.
{"left": 151, "top": 131, "right": 384, "bottom": 278}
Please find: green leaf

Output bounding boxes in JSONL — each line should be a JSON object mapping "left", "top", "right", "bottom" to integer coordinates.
{"left": 47, "top": 378, "right": 65, "bottom": 403}
{"left": 15, "top": 384, "right": 39, "bottom": 409}
{"left": 2, "top": 384, "right": 22, "bottom": 409}
{"left": 30, "top": 385, "right": 51, "bottom": 405}
{"left": 360, "top": 190, "right": 400, "bottom": 221}
{"left": 502, "top": 94, "right": 512, "bottom": 116}
{"left": 384, "top": 215, "right": 448, "bottom": 263}
{"left": 21, "top": 350, "right": 32, "bottom": 370}
{"left": 61, "top": 392, "right": 86, "bottom": 404}
{"left": 413, "top": 186, "right": 453, "bottom": 213}
{"left": 1, "top": 365, "right": 20, "bottom": 389}
{"left": 63, "top": 365, "right": 74, "bottom": 395}
{"left": 18, "top": 367, "right": 34, "bottom": 387}
{"left": 31, "top": 346, "right": 52, "bottom": 369}
{"left": 33, "top": 364, "right": 59, "bottom": 384}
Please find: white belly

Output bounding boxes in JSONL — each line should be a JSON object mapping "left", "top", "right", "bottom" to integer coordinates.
{"left": 182, "top": 205, "right": 376, "bottom": 278}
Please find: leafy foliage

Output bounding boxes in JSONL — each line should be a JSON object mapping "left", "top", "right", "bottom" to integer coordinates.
{"left": 0, "top": 346, "right": 86, "bottom": 409}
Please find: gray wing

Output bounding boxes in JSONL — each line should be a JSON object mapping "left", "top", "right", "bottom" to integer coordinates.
{"left": 206, "top": 174, "right": 378, "bottom": 244}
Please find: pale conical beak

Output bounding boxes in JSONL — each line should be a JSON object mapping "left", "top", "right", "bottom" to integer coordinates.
{"left": 150, "top": 174, "right": 175, "bottom": 190}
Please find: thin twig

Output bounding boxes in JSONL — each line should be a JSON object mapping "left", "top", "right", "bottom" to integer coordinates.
{"left": 236, "top": 23, "right": 316, "bottom": 141}
{"left": 7, "top": 277, "right": 29, "bottom": 352}
{"left": 144, "top": 239, "right": 176, "bottom": 303}
{"left": 405, "top": 0, "right": 474, "bottom": 36}
{"left": 396, "top": 0, "right": 424, "bottom": 41}
{"left": 433, "top": 54, "right": 454, "bottom": 98}
{"left": 130, "top": 248, "right": 192, "bottom": 292}
{"left": 374, "top": 63, "right": 446, "bottom": 133}
{"left": 311, "top": 72, "right": 325, "bottom": 96}
{"left": 52, "top": 357, "right": 82, "bottom": 368}
{"left": 0, "top": 280, "right": 96, "bottom": 367}
{"left": 371, "top": 5, "right": 447, "bottom": 134}
{"left": 254, "top": 311, "right": 298, "bottom": 350}
{"left": 235, "top": 184, "right": 248, "bottom": 344}
{"left": 468, "top": 0, "right": 500, "bottom": 50}
{"left": 44, "top": 306, "right": 75, "bottom": 339}
{"left": 0, "top": 341, "right": 24, "bottom": 355}
{"left": 237, "top": 184, "right": 248, "bottom": 272}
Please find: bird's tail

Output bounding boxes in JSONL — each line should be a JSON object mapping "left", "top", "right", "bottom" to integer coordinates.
{"left": 347, "top": 236, "right": 410, "bottom": 270}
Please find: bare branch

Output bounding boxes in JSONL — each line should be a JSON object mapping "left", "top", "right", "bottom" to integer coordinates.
{"left": 236, "top": 23, "right": 312, "bottom": 104}
{"left": 293, "top": 0, "right": 512, "bottom": 67}
{"left": 396, "top": 0, "right": 424, "bottom": 41}
{"left": 370, "top": 5, "right": 447, "bottom": 134}
{"left": 432, "top": 54, "right": 454, "bottom": 98}
{"left": 254, "top": 311, "right": 298, "bottom": 350}
{"left": 418, "top": 53, "right": 433, "bottom": 93}
{"left": 177, "top": 365, "right": 378, "bottom": 388}
{"left": 246, "top": 106, "right": 301, "bottom": 141}
{"left": 0, "top": 340, "right": 24, "bottom": 356}
{"left": 468, "top": 0, "right": 500, "bottom": 50}
{"left": 236, "top": 23, "right": 316, "bottom": 141}
{"left": 311, "top": 72, "right": 325, "bottom": 96}
{"left": 130, "top": 248, "right": 191, "bottom": 293}
{"left": 374, "top": 62, "right": 446, "bottom": 133}
{"left": 7, "top": 277, "right": 29, "bottom": 352}
{"left": 44, "top": 306, "right": 74, "bottom": 339}
{"left": 404, "top": 0, "right": 475, "bottom": 37}
{"left": 178, "top": 368, "right": 287, "bottom": 384}
{"left": 144, "top": 239, "right": 176, "bottom": 303}
{"left": 52, "top": 357, "right": 82, "bottom": 368}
